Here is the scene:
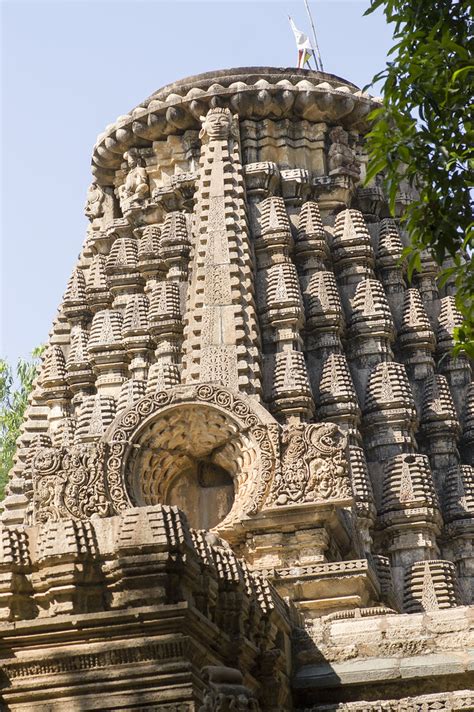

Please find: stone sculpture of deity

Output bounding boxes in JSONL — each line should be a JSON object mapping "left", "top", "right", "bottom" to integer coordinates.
{"left": 328, "top": 126, "right": 360, "bottom": 178}
{"left": 118, "top": 148, "right": 150, "bottom": 211}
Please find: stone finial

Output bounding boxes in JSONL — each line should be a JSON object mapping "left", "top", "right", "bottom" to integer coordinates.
{"left": 41, "top": 346, "right": 68, "bottom": 395}
{"left": 295, "top": 201, "right": 329, "bottom": 265}
{"left": 257, "top": 196, "right": 292, "bottom": 251}
{"left": 380, "top": 453, "right": 439, "bottom": 516}
{"left": 116, "top": 379, "right": 147, "bottom": 413}
{"left": 52, "top": 417, "right": 76, "bottom": 448}
{"left": 332, "top": 208, "right": 375, "bottom": 279}
{"left": 88, "top": 310, "right": 124, "bottom": 353}
{"left": 270, "top": 351, "right": 314, "bottom": 419}
{"left": 105, "top": 235, "right": 141, "bottom": 296}
{"left": 348, "top": 279, "right": 395, "bottom": 363}
{"left": 370, "top": 554, "right": 397, "bottom": 608}
{"left": 160, "top": 211, "right": 190, "bottom": 260}
{"left": 122, "top": 293, "right": 150, "bottom": 340}
{"left": 318, "top": 353, "right": 360, "bottom": 432}
{"left": 85, "top": 254, "right": 111, "bottom": 310}
{"left": 66, "top": 326, "right": 94, "bottom": 395}
{"left": 145, "top": 361, "right": 180, "bottom": 394}
{"left": 67, "top": 326, "right": 90, "bottom": 370}
{"left": 399, "top": 288, "right": 435, "bottom": 354}
{"left": 137, "top": 224, "right": 160, "bottom": 261}
{"left": 413, "top": 248, "right": 440, "bottom": 301}
{"left": 364, "top": 362, "right": 415, "bottom": 414}
{"left": 363, "top": 362, "right": 417, "bottom": 454}
{"left": 436, "top": 296, "right": 463, "bottom": 353}
{"left": 349, "top": 278, "right": 395, "bottom": 336}
{"left": 443, "top": 464, "right": 474, "bottom": 523}
{"left": 136, "top": 224, "right": 166, "bottom": 281}
{"left": 261, "top": 263, "right": 303, "bottom": 327}
{"left": 62, "top": 268, "right": 89, "bottom": 321}
{"left": 74, "top": 394, "right": 116, "bottom": 442}
{"left": 420, "top": 374, "right": 460, "bottom": 437}
{"left": 461, "top": 384, "right": 474, "bottom": 454}
{"left": 376, "top": 218, "right": 404, "bottom": 266}
{"left": 305, "top": 271, "right": 344, "bottom": 332}
{"left": 106, "top": 236, "right": 139, "bottom": 274}
{"left": 149, "top": 282, "right": 182, "bottom": 337}
{"left": 404, "top": 559, "right": 461, "bottom": 612}
{"left": 376, "top": 218, "right": 405, "bottom": 293}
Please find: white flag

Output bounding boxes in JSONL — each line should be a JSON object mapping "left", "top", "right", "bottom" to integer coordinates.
{"left": 289, "top": 16, "right": 314, "bottom": 69}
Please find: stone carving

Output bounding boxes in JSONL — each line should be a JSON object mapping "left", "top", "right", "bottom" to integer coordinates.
{"left": 84, "top": 181, "right": 105, "bottom": 220}
{"left": 118, "top": 148, "right": 150, "bottom": 212}
{"left": 404, "top": 559, "right": 461, "bottom": 612}
{"left": 182, "top": 106, "right": 261, "bottom": 394}
{"left": 199, "top": 107, "right": 233, "bottom": 139}
{"left": 268, "top": 422, "right": 350, "bottom": 506}
{"left": 32, "top": 443, "right": 111, "bottom": 522}
{"left": 104, "top": 385, "right": 277, "bottom": 521}
{"left": 328, "top": 126, "right": 359, "bottom": 178}
{"left": 199, "top": 666, "right": 260, "bottom": 711}
{"left": 332, "top": 208, "right": 375, "bottom": 281}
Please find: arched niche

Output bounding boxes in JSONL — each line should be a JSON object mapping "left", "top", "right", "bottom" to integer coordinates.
{"left": 104, "top": 385, "right": 278, "bottom": 530}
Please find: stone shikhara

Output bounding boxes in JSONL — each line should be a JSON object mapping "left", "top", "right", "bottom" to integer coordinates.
{"left": 0, "top": 68, "right": 472, "bottom": 710}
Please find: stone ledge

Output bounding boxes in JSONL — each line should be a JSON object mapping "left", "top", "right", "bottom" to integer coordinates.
{"left": 294, "top": 649, "right": 474, "bottom": 689}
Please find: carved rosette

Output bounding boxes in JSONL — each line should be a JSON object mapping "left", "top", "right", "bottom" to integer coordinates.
{"left": 104, "top": 385, "right": 278, "bottom": 524}
{"left": 267, "top": 422, "right": 351, "bottom": 508}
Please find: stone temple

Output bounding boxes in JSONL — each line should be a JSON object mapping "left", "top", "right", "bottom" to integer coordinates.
{"left": 0, "top": 68, "right": 473, "bottom": 710}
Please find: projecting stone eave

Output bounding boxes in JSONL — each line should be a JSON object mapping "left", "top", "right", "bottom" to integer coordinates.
{"left": 92, "top": 65, "right": 381, "bottom": 185}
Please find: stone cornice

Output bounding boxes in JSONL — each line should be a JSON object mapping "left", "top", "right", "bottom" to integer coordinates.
{"left": 91, "top": 67, "right": 380, "bottom": 185}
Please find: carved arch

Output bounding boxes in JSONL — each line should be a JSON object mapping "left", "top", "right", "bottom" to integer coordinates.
{"left": 103, "top": 385, "right": 280, "bottom": 527}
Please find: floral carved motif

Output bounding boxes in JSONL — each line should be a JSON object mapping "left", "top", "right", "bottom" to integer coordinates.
{"left": 267, "top": 422, "right": 351, "bottom": 507}
{"left": 32, "top": 443, "right": 111, "bottom": 523}
{"left": 104, "top": 385, "right": 278, "bottom": 520}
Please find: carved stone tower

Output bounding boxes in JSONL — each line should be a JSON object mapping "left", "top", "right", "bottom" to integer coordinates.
{"left": 1, "top": 68, "right": 472, "bottom": 711}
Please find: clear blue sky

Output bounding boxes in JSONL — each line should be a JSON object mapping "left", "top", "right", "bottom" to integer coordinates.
{"left": 1, "top": 0, "right": 393, "bottom": 364}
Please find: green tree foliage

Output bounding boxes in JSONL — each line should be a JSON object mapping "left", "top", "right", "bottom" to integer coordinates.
{"left": 0, "top": 348, "right": 44, "bottom": 499}
{"left": 364, "top": 0, "right": 473, "bottom": 355}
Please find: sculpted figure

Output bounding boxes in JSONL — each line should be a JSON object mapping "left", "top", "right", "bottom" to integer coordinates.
{"left": 199, "top": 107, "right": 234, "bottom": 141}
{"left": 118, "top": 148, "right": 150, "bottom": 209}
{"left": 84, "top": 182, "right": 105, "bottom": 220}
{"left": 328, "top": 126, "right": 360, "bottom": 177}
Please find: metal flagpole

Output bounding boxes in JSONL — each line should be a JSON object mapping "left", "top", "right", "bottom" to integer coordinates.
{"left": 303, "top": 0, "right": 324, "bottom": 72}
